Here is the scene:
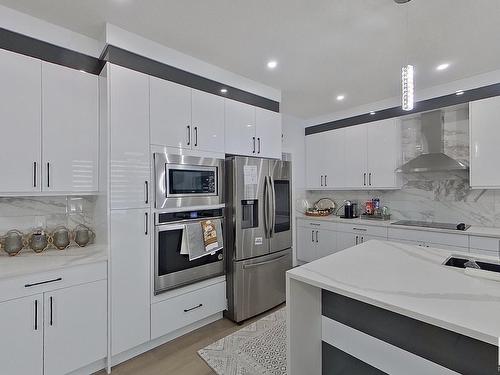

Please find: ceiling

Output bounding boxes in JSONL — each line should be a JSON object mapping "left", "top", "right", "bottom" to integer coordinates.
{"left": 1, "top": 0, "right": 499, "bottom": 120}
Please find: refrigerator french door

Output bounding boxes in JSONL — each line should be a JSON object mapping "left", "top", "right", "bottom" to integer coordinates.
{"left": 225, "top": 156, "right": 292, "bottom": 322}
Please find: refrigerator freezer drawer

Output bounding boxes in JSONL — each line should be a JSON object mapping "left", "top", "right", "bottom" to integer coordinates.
{"left": 228, "top": 248, "right": 292, "bottom": 322}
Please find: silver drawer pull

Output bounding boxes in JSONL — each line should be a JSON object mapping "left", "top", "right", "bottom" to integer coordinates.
{"left": 310, "top": 223, "right": 321, "bottom": 226}
{"left": 25, "top": 277, "right": 62, "bottom": 288}
{"left": 184, "top": 303, "right": 203, "bottom": 312}
{"left": 352, "top": 227, "right": 367, "bottom": 232}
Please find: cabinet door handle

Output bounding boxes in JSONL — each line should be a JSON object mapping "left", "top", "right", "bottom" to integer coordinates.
{"left": 34, "top": 299, "right": 38, "bottom": 331}
{"left": 184, "top": 303, "right": 203, "bottom": 312}
{"left": 49, "top": 296, "right": 54, "bottom": 326}
{"left": 325, "top": 175, "right": 327, "bottom": 186}
{"left": 369, "top": 173, "right": 372, "bottom": 186}
{"left": 257, "top": 137, "right": 261, "bottom": 154}
{"left": 25, "top": 277, "right": 62, "bottom": 288}
{"left": 361, "top": 236, "right": 364, "bottom": 243}
{"left": 352, "top": 227, "right": 367, "bottom": 232}
{"left": 355, "top": 235, "right": 359, "bottom": 245}
{"left": 144, "top": 181, "right": 149, "bottom": 204}
{"left": 194, "top": 126, "right": 198, "bottom": 147}
{"left": 33, "top": 162, "right": 37, "bottom": 187}
{"left": 252, "top": 137, "right": 256, "bottom": 153}
{"left": 311, "top": 230, "right": 314, "bottom": 242}
{"left": 316, "top": 230, "right": 319, "bottom": 243}
{"left": 47, "top": 162, "right": 50, "bottom": 188}
{"left": 145, "top": 212, "right": 149, "bottom": 235}
{"left": 363, "top": 172, "right": 366, "bottom": 186}
{"left": 320, "top": 175, "right": 324, "bottom": 186}
{"left": 186, "top": 125, "right": 191, "bottom": 146}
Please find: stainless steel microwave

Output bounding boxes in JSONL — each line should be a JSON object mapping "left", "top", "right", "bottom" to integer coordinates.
{"left": 153, "top": 153, "right": 224, "bottom": 210}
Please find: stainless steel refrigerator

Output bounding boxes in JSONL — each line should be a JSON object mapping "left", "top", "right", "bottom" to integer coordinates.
{"left": 224, "top": 156, "right": 292, "bottom": 322}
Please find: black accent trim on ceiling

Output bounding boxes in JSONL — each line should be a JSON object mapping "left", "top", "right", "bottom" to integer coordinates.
{"left": 0, "top": 28, "right": 104, "bottom": 75}
{"left": 101, "top": 45, "right": 280, "bottom": 112}
{"left": 306, "top": 82, "right": 500, "bottom": 135}
{"left": 322, "top": 342, "right": 387, "bottom": 375}
{"left": 322, "top": 290, "right": 498, "bottom": 375}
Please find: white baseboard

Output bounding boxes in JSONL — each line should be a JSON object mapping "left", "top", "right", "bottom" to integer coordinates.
{"left": 67, "top": 358, "right": 107, "bottom": 375}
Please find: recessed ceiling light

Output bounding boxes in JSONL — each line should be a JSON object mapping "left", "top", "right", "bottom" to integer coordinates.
{"left": 369, "top": 111, "right": 376, "bottom": 115}
{"left": 220, "top": 88, "right": 228, "bottom": 94}
{"left": 336, "top": 95, "right": 345, "bottom": 101}
{"left": 436, "top": 63, "right": 450, "bottom": 71}
{"left": 455, "top": 90, "right": 464, "bottom": 96}
{"left": 267, "top": 60, "right": 278, "bottom": 69}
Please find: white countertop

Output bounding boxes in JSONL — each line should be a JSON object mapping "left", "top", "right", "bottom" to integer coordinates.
{"left": 297, "top": 214, "right": 500, "bottom": 238}
{"left": 288, "top": 240, "right": 500, "bottom": 345}
{"left": 0, "top": 244, "right": 108, "bottom": 280}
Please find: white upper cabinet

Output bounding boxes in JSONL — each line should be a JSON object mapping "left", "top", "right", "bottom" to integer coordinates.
{"left": 225, "top": 99, "right": 282, "bottom": 159}
{"left": 109, "top": 64, "right": 151, "bottom": 209}
{"left": 469, "top": 96, "right": 500, "bottom": 188}
{"left": 366, "top": 118, "right": 400, "bottom": 188}
{"left": 225, "top": 99, "right": 256, "bottom": 156}
{"left": 306, "top": 119, "right": 400, "bottom": 190}
{"left": 192, "top": 89, "right": 225, "bottom": 152}
{"left": 255, "top": 108, "right": 282, "bottom": 159}
{"left": 42, "top": 62, "right": 99, "bottom": 192}
{"left": 0, "top": 49, "right": 41, "bottom": 193}
{"left": 306, "top": 129, "right": 345, "bottom": 189}
{"left": 150, "top": 77, "right": 191, "bottom": 149}
{"left": 344, "top": 124, "right": 368, "bottom": 188}
{"left": 150, "top": 78, "right": 225, "bottom": 153}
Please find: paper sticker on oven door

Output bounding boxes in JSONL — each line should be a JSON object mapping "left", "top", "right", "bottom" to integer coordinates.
{"left": 254, "top": 237, "right": 263, "bottom": 245}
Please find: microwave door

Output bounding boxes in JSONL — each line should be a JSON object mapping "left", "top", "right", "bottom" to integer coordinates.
{"left": 233, "top": 157, "right": 270, "bottom": 260}
{"left": 269, "top": 160, "right": 292, "bottom": 253}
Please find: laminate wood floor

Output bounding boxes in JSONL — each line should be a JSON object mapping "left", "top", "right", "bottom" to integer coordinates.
{"left": 96, "top": 306, "right": 283, "bottom": 375}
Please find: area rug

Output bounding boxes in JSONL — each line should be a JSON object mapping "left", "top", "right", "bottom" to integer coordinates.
{"left": 198, "top": 307, "right": 287, "bottom": 375}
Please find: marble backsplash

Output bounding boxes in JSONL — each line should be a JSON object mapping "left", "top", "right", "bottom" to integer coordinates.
{"left": 306, "top": 173, "right": 500, "bottom": 228}
{"left": 0, "top": 196, "right": 96, "bottom": 234}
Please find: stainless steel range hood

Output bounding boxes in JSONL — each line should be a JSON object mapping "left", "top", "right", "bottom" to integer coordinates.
{"left": 396, "top": 110, "right": 469, "bottom": 173}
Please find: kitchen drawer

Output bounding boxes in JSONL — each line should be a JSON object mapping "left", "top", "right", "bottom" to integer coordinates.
{"left": 388, "top": 228, "right": 468, "bottom": 248}
{"left": 297, "top": 218, "right": 337, "bottom": 232}
{"left": 151, "top": 281, "right": 226, "bottom": 339}
{"left": 0, "top": 261, "right": 107, "bottom": 303}
{"left": 388, "top": 239, "right": 467, "bottom": 253}
{"left": 469, "top": 236, "right": 500, "bottom": 252}
{"left": 337, "top": 223, "right": 388, "bottom": 238}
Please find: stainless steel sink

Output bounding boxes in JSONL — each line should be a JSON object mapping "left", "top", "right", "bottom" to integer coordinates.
{"left": 444, "top": 256, "right": 500, "bottom": 274}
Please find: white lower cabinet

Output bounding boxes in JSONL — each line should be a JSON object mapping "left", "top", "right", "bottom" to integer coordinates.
{"left": 0, "top": 294, "right": 43, "bottom": 375}
{"left": 151, "top": 281, "right": 227, "bottom": 340}
{"left": 111, "top": 208, "right": 151, "bottom": 356}
{"left": 0, "top": 275, "right": 106, "bottom": 375}
{"left": 44, "top": 280, "right": 107, "bottom": 375}
{"left": 297, "top": 224, "right": 338, "bottom": 262}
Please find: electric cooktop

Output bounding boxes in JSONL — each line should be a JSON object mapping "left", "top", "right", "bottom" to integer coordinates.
{"left": 391, "top": 220, "right": 470, "bottom": 231}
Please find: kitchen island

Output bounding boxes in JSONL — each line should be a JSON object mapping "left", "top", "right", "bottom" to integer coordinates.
{"left": 286, "top": 240, "right": 500, "bottom": 375}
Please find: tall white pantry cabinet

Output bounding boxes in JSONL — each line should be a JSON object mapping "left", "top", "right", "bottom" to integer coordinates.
{"left": 106, "top": 63, "right": 152, "bottom": 358}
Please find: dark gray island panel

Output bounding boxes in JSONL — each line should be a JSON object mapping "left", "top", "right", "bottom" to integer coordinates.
{"left": 322, "top": 290, "right": 498, "bottom": 375}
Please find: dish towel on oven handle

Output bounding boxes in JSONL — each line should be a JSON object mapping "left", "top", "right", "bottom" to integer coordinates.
{"left": 183, "top": 218, "right": 223, "bottom": 261}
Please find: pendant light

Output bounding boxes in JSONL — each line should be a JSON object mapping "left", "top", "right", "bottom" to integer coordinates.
{"left": 396, "top": 0, "right": 414, "bottom": 111}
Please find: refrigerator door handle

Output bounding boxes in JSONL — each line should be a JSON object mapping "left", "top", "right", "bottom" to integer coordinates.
{"left": 263, "top": 176, "right": 270, "bottom": 238}
{"left": 270, "top": 176, "right": 276, "bottom": 238}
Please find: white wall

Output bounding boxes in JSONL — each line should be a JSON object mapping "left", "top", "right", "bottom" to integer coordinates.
{"left": 282, "top": 114, "right": 306, "bottom": 265}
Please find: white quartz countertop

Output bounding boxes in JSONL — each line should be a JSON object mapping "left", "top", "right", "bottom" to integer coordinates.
{"left": 0, "top": 244, "right": 108, "bottom": 280}
{"left": 288, "top": 240, "right": 500, "bottom": 345}
{"left": 297, "top": 214, "right": 500, "bottom": 238}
